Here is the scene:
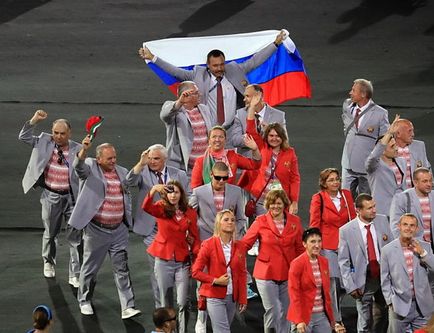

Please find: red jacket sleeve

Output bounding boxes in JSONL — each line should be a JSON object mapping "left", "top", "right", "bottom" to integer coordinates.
{"left": 246, "top": 118, "right": 265, "bottom": 150}
{"left": 309, "top": 192, "right": 323, "bottom": 229}
{"left": 191, "top": 240, "right": 215, "bottom": 284}
{"left": 343, "top": 190, "right": 357, "bottom": 220}
{"left": 288, "top": 148, "right": 301, "bottom": 202}
{"left": 288, "top": 258, "right": 304, "bottom": 324}
{"left": 234, "top": 152, "right": 262, "bottom": 171}
{"left": 190, "top": 156, "right": 204, "bottom": 189}
{"left": 142, "top": 194, "right": 166, "bottom": 218}
{"left": 239, "top": 217, "right": 261, "bottom": 251}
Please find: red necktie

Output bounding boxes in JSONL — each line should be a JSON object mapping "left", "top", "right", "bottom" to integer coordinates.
{"left": 354, "top": 108, "right": 361, "bottom": 130}
{"left": 216, "top": 77, "right": 225, "bottom": 125}
{"left": 365, "top": 224, "right": 380, "bottom": 278}
{"left": 155, "top": 171, "right": 164, "bottom": 184}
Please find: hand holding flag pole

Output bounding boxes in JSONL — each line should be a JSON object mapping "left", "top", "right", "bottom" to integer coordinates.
{"left": 85, "top": 116, "right": 104, "bottom": 141}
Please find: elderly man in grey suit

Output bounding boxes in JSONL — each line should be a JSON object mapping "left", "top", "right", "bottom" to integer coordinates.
{"left": 189, "top": 161, "right": 247, "bottom": 333}
{"left": 19, "top": 109, "right": 82, "bottom": 286}
{"left": 228, "top": 84, "right": 286, "bottom": 153}
{"left": 338, "top": 193, "right": 393, "bottom": 332}
{"left": 68, "top": 136, "right": 141, "bottom": 319}
{"left": 394, "top": 118, "right": 431, "bottom": 187}
{"left": 366, "top": 117, "right": 407, "bottom": 218}
{"left": 125, "top": 144, "right": 189, "bottom": 308}
{"left": 160, "top": 81, "right": 216, "bottom": 176}
{"left": 390, "top": 168, "right": 434, "bottom": 296}
{"left": 140, "top": 31, "right": 286, "bottom": 129}
{"left": 341, "top": 79, "right": 390, "bottom": 199}
{"left": 381, "top": 213, "right": 434, "bottom": 332}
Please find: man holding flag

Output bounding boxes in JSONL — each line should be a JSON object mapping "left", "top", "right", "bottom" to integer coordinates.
{"left": 138, "top": 29, "right": 309, "bottom": 130}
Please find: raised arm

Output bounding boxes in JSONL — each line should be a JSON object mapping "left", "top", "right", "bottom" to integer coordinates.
{"left": 125, "top": 150, "right": 149, "bottom": 187}
{"left": 239, "top": 30, "right": 285, "bottom": 73}
{"left": 73, "top": 135, "right": 92, "bottom": 180}
{"left": 18, "top": 110, "right": 48, "bottom": 146}
{"left": 139, "top": 46, "right": 194, "bottom": 81}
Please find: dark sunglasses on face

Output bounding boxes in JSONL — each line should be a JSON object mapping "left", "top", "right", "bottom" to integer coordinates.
{"left": 164, "top": 315, "right": 177, "bottom": 323}
{"left": 213, "top": 175, "right": 229, "bottom": 181}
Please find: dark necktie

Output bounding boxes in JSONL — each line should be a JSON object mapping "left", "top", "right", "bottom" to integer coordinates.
{"left": 365, "top": 224, "right": 380, "bottom": 278}
{"left": 354, "top": 108, "right": 361, "bottom": 130}
{"left": 155, "top": 171, "right": 164, "bottom": 184}
{"left": 216, "top": 77, "right": 225, "bottom": 125}
{"left": 254, "top": 113, "right": 261, "bottom": 134}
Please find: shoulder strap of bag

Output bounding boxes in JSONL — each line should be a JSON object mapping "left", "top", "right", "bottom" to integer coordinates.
{"left": 344, "top": 103, "right": 376, "bottom": 138}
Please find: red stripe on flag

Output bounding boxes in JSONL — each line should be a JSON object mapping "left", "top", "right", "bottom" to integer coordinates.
{"left": 260, "top": 72, "right": 311, "bottom": 106}
{"left": 168, "top": 82, "right": 180, "bottom": 96}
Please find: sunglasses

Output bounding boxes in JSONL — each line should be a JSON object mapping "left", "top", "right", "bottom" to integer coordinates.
{"left": 213, "top": 175, "right": 229, "bottom": 181}
{"left": 164, "top": 315, "right": 177, "bottom": 323}
{"left": 57, "top": 149, "right": 65, "bottom": 165}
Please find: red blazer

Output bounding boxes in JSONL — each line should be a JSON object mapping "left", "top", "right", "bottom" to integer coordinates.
{"left": 238, "top": 119, "right": 300, "bottom": 203}
{"left": 309, "top": 189, "right": 356, "bottom": 250}
{"left": 142, "top": 194, "right": 200, "bottom": 262}
{"left": 240, "top": 211, "right": 304, "bottom": 281}
{"left": 192, "top": 236, "right": 247, "bottom": 304}
{"left": 190, "top": 150, "right": 261, "bottom": 189}
{"left": 287, "top": 252, "right": 334, "bottom": 326}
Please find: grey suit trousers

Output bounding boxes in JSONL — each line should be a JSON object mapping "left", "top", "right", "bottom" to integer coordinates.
{"left": 78, "top": 222, "right": 135, "bottom": 311}
{"left": 207, "top": 295, "right": 236, "bottom": 333}
{"left": 143, "top": 227, "right": 161, "bottom": 308}
{"left": 388, "top": 300, "right": 429, "bottom": 333}
{"left": 256, "top": 279, "right": 290, "bottom": 333}
{"left": 155, "top": 258, "right": 190, "bottom": 333}
{"left": 355, "top": 276, "right": 388, "bottom": 333}
{"left": 290, "top": 311, "right": 332, "bottom": 333}
{"left": 40, "top": 189, "right": 81, "bottom": 278}
{"left": 342, "top": 168, "right": 371, "bottom": 199}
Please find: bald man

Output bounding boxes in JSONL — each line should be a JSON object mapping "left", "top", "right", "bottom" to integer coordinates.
{"left": 19, "top": 110, "right": 82, "bottom": 286}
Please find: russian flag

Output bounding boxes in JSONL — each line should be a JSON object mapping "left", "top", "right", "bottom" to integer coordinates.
{"left": 143, "top": 30, "right": 311, "bottom": 106}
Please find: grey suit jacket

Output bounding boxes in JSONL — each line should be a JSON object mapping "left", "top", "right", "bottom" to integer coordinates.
{"left": 381, "top": 238, "right": 434, "bottom": 317}
{"left": 390, "top": 188, "right": 434, "bottom": 239}
{"left": 160, "top": 101, "right": 215, "bottom": 172}
{"left": 341, "top": 99, "right": 389, "bottom": 173}
{"left": 189, "top": 183, "right": 247, "bottom": 241}
{"left": 228, "top": 104, "right": 286, "bottom": 153}
{"left": 366, "top": 142, "right": 407, "bottom": 216}
{"left": 154, "top": 43, "right": 278, "bottom": 128}
{"left": 19, "top": 121, "right": 81, "bottom": 199}
{"left": 407, "top": 140, "right": 431, "bottom": 181}
{"left": 338, "top": 215, "right": 394, "bottom": 293}
{"left": 125, "top": 165, "right": 189, "bottom": 236}
{"left": 68, "top": 157, "right": 132, "bottom": 230}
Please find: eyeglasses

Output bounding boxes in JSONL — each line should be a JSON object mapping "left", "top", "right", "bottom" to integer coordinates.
{"left": 57, "top": 149, "right": 65, "bottom": 165}
{"left": 326, "top": 177, "right": 341, "bottom": 183}
{"left": 213, "top": 175, "right": 229, "bottom": 181}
